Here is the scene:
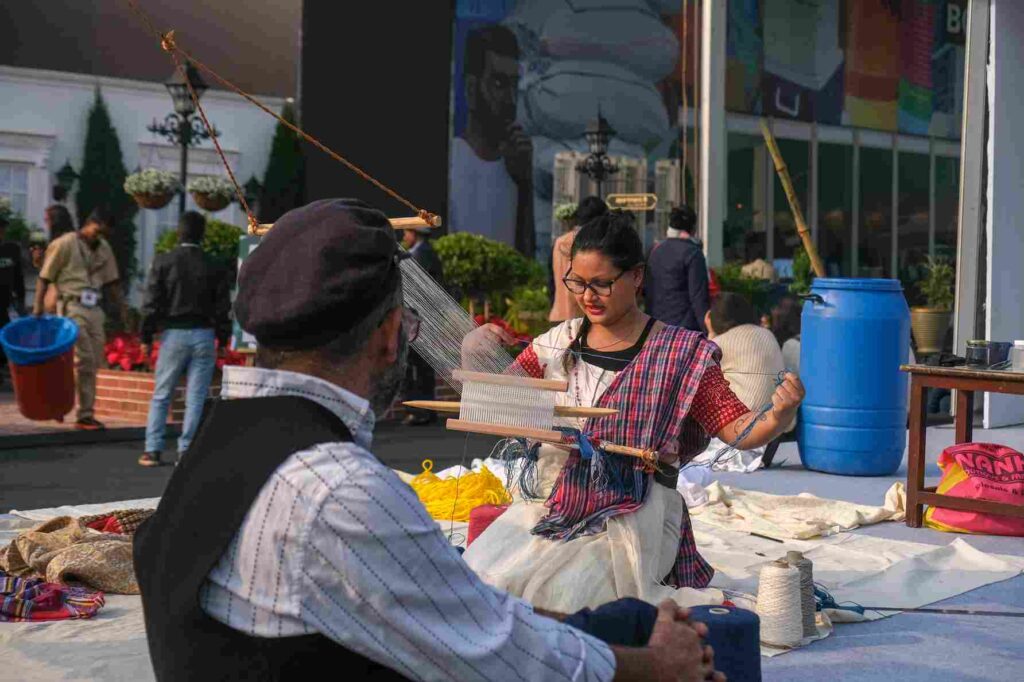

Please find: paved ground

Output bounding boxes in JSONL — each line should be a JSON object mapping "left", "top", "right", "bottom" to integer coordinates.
{"left": 0, "top": 421, "right": 502, "bottom": 511}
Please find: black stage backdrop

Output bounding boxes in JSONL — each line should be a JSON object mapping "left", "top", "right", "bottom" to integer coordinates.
{"left": 301, "top": 1, "right": 455, "bottom": 226}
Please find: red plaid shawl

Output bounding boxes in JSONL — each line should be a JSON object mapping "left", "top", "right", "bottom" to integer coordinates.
{"left": 516, "top": 325, "right": 718, "bottom": 588}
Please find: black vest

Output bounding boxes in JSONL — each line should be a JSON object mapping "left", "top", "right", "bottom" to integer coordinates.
{"left": 134, "top": 396, "right": 409, "bottom": 681}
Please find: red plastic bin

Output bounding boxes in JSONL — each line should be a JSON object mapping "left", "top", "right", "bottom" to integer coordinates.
{"left": 8, "top": 349, "right": 76, "bottom": 421}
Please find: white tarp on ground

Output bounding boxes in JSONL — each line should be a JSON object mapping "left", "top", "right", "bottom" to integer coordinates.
{"left": 2, "top": 478, "right": 1022, "bottom": 680}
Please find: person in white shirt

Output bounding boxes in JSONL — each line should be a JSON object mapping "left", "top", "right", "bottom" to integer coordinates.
{"left": 450, "top": 25, "right": 535, "bottom": 256}
{"left": 134, "top": 199, "right": 723, "bottom": 682}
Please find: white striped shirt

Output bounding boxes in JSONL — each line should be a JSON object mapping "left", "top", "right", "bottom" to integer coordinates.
{"left": 201, "top": 366, "right": 616, "bottom": 682}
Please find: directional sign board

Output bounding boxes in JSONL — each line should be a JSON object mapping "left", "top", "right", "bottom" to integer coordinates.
{"left": 606, "top": 193, "right": 658, "bottom": 211}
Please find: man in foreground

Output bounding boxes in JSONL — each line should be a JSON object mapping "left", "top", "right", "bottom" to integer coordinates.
{"left": 134, "top": 199, "right": 724, "bottom": 681}
{"left": 34, "top": 209, "right": 125, "bottom": 430}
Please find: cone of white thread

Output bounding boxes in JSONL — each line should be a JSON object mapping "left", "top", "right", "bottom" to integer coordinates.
{"left": 756, "top": 560, "right": 803, "bottom": 648}
{"left": 786, "top": 550, "right": 817, "bottom": 638}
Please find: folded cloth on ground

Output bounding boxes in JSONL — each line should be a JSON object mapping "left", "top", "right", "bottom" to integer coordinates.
{"left": 691, "top": 481, "right": 906, "bottom": 540}
{"left": 0, "top": 571, "right": 105, "bottom": 622}
{"left": 0, "top": 517, "right": 139, "bottom": 594}
{"left": 79, "top": 509, "right": 153, "bottom": 536}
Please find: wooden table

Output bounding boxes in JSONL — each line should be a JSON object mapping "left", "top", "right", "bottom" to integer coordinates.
{"left": 902, "top": 364, "right": 1024, "bottom": 527}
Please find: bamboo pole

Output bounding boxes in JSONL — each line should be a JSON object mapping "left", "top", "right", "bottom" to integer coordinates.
{"left": 758, "top": 119, "right": 827, "bottom": 277}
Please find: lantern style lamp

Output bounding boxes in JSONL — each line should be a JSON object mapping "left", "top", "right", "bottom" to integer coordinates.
{"left": 576, "top": 110, "right": 619, "bottom": 196}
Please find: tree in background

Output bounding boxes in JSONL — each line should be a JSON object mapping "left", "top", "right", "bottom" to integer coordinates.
{"left": 75, "top": 87, "right": 139, "bottom": 285}
{"left": 258, "top": 100, "right": 305, "bottom": 223}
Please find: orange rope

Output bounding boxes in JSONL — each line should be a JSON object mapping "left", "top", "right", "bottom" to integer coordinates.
{"left": 162, "top": 32, "right": 257, "bottom": 233}
{"left": 126, "top": 0, "right": 440, "bottom": 231}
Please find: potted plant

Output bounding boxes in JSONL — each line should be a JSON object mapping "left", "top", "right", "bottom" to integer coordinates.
{"left": 911, "top": 256, "right": 955, "bottom": 355}
{"left": 124, "top": 169, "right": 180, "bottom": 209}
{"left": 434, "top": 232, "right": 541, "bottom": 317}
{"left": 188, "top": 176, "right": 236, "bottom": 212}
{"left": 506, "top": 284, "right": 551, "bottom": 338}
{"left": 553, "top": 202, "right": 577, "bottom": 236}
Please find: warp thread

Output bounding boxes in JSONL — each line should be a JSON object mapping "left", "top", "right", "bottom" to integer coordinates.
{"left": 689, "top": 605, "right": 762, "bottom": 682}
{"left": 409, "top": 460, "right": 512, "bottom": 522}
{"left": 755, "top": 560, "right": 804, "bottom": 648}
{"left": 786, "top": 551, "right": 817, "bottom": 638}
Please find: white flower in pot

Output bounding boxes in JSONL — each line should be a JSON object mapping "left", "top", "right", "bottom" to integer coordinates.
{"left": 187, "top": 176, "right": 236, "bottom": 212}
{"left": 124, "top": 169, "right": 181, "bottom": 210}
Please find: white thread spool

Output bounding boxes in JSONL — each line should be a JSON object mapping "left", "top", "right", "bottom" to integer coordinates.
{"left": 756, "top": 560, "right": 804, "bottom": 648}
{"left": 787, "top": 550, "right": 817, "bottom": 638}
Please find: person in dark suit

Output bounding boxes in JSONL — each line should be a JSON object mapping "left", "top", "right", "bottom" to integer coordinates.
{"left": 400, "top": 227, "right": 444, "bottom": 425}
{"left": 644, "top": 205, "right": 710, "bottom": 332}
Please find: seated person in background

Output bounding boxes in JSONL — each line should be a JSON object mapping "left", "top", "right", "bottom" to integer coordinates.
{"left": 705, "top": 293, "right": 790, "bottom": 429}
{"left": 740, "top": 232, "right": 776, "bottom": 282}
{"left": 688, "top": 293, "right": 793, "bottom": 472}
{"left": 771, "top": 294, "right": 803, "bottom": 377}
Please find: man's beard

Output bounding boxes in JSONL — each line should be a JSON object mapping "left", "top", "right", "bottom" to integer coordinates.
{"left": 369, "top": 326, "right": 409, "bottom": 418}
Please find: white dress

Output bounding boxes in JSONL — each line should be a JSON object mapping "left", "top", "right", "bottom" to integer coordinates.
{"left": 461, "top": 319, "right": 725, "bottom": 612}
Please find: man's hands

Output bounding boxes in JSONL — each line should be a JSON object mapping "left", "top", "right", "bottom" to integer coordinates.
{"left": 646, "top": 601, "right": 723, "bottom": 682}
{"left": 612, "top": 601, "right": 725, "bottom": 682}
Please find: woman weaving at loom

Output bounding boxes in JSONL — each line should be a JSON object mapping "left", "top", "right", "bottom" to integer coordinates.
{"left": 460, "top": 211, "right": 805, "bottom": 613}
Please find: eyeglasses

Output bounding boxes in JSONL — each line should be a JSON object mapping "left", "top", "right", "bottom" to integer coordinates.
{"left": 562, "top": 269, "right": 629, "bottom": 298}
{"left": 403, "top": 307, "right": 421, "bottom": 343}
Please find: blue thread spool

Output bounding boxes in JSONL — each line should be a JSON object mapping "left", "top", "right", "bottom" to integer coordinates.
{"left": 689, "top": 605, "right": 762, "bottom": 682}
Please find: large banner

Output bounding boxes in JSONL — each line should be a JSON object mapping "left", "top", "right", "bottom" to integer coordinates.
{"left": 727, "top": 0, "right": 967, "bottom": 138}
{"left": 448, "top": 0, "right": 689, "bottom": 260}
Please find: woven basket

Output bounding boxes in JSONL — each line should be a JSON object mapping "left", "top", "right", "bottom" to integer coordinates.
{"left": 191, "top": 192, "right": 232, "bottom": 212}
{"left": 132, "top": 192, "right": 175, "bottom": 210}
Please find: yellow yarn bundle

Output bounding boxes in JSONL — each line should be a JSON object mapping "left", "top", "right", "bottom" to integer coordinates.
{"left": 410, "top": 460, "right": 512, "bottom": 522}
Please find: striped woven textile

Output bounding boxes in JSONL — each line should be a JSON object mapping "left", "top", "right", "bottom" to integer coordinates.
{"left": 0, "top": 572, "right": 105, "bottom": 622}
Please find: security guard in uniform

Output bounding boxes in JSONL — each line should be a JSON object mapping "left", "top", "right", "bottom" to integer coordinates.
{"left": 33, "top": 209, "right": 126, "bottom": 430}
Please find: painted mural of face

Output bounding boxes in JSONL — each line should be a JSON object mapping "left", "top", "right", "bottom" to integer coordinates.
{"left": 472, "top": 50, "right": 519, "bottom": 144}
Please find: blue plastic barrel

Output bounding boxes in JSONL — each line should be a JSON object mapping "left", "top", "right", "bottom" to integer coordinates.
{"left": 797, "top": 279, "right": 910, "bottom": 476}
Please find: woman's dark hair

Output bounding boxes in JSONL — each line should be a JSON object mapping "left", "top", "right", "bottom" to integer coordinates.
{"left": 563, "top": 210, "right": 644, "bottom": 372}
{"left": 771, "top": 294, "right": 802, "bottom": 346}
{"left": 45, "top": 204, "right": 74, "bottom": 239}
{"left": 570, "top": 209, "right": 644, "bottom": 272}
{"left": 84, "top": 207, "right": 112, "bottom": 229}
{"left": 709, "top": 292, "right": 757, "bottom": 337}
{"left": 669, "top": 204, "right": 697, "bottom": 234}
{"left": 575, "top": 195, "right": 609, "bottom": 228}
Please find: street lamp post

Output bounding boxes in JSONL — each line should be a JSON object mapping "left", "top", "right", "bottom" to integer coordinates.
{"left": 575, "top": 112, "right": 619, "bottom": 198}
{"left": 146, "top": 61, "right": 218, "bottom": 215}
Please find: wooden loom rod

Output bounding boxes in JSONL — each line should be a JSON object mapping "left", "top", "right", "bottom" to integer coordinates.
{"left": 252, "top": 214, "right": 438, "bottom": 237}
{"left": 758, "top": 119, "right": 827, "bottom": 278}
{"left": 403, "top": 401, "right": 618, "bottom": 418}
{"left": 452, "top": 369, "right": 569, "bottom": 393}
{"left": 445, "top": 419, "right": 659, "bottom": 464}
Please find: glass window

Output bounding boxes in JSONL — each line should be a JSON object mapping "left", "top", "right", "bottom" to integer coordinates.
{"left": 817, "top": 142, "right": 854, "bottom": 277}
{"left": 772, "top": 139, "right": 809, "bottom": 265}
{"left": 725, "top": 133, "right": 766, "bottom": 263}
{"left": 934, "top": 156, "right": 959, "bottom": 263}
{"left": 858, "top": 146, "right": 893, "bottom": 278}
{"left": 0, "top": 162, "right": 30, "bottom": 217}
{"left": 896, "top": 151, "right": 930, "bottom": 304}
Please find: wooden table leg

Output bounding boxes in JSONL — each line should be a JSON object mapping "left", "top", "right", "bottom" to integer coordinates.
{"left": 906, "top": 376, "right": 928, "bottom": 527}
{"left": 956, "top": 390, "right": 975, "bottom": 444}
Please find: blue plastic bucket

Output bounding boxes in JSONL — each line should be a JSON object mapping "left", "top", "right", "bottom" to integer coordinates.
{"left": 797, "top": 279, "right": 910, "bottom": 476}
{"left": 0, "top": 316, "right": 80, "bottom": 421}
{"left": 0, "top": 316, "right": 79, "bottom": 366}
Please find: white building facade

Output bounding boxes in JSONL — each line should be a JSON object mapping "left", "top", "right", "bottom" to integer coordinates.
{"left": 0, "top": 65, "right": 285, "bottom": 301}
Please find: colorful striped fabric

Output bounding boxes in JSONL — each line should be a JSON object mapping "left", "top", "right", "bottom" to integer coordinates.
{"left": 526, "top": 326, "right": 720, "bottom": 588}
{"left": 0, "top": 572, "right": 105, "bottom": 622}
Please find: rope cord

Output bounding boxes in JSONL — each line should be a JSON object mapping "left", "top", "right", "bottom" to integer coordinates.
{"left": 125, "top": 0, "right": 440, "bottom": 229}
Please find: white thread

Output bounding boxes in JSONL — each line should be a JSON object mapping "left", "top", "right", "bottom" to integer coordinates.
{"left": 786, "top": 551, "right": 817, "bottom": 638}
{"left": 756, "top": 560, "right": 804, "bottom": 648}
{"left": 459, "top": 381, "right": 556, "bottom": 431}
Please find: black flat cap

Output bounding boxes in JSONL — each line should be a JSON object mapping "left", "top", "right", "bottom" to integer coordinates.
{"left": 235, "top": 198, "right": 406, "bottom": 349}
